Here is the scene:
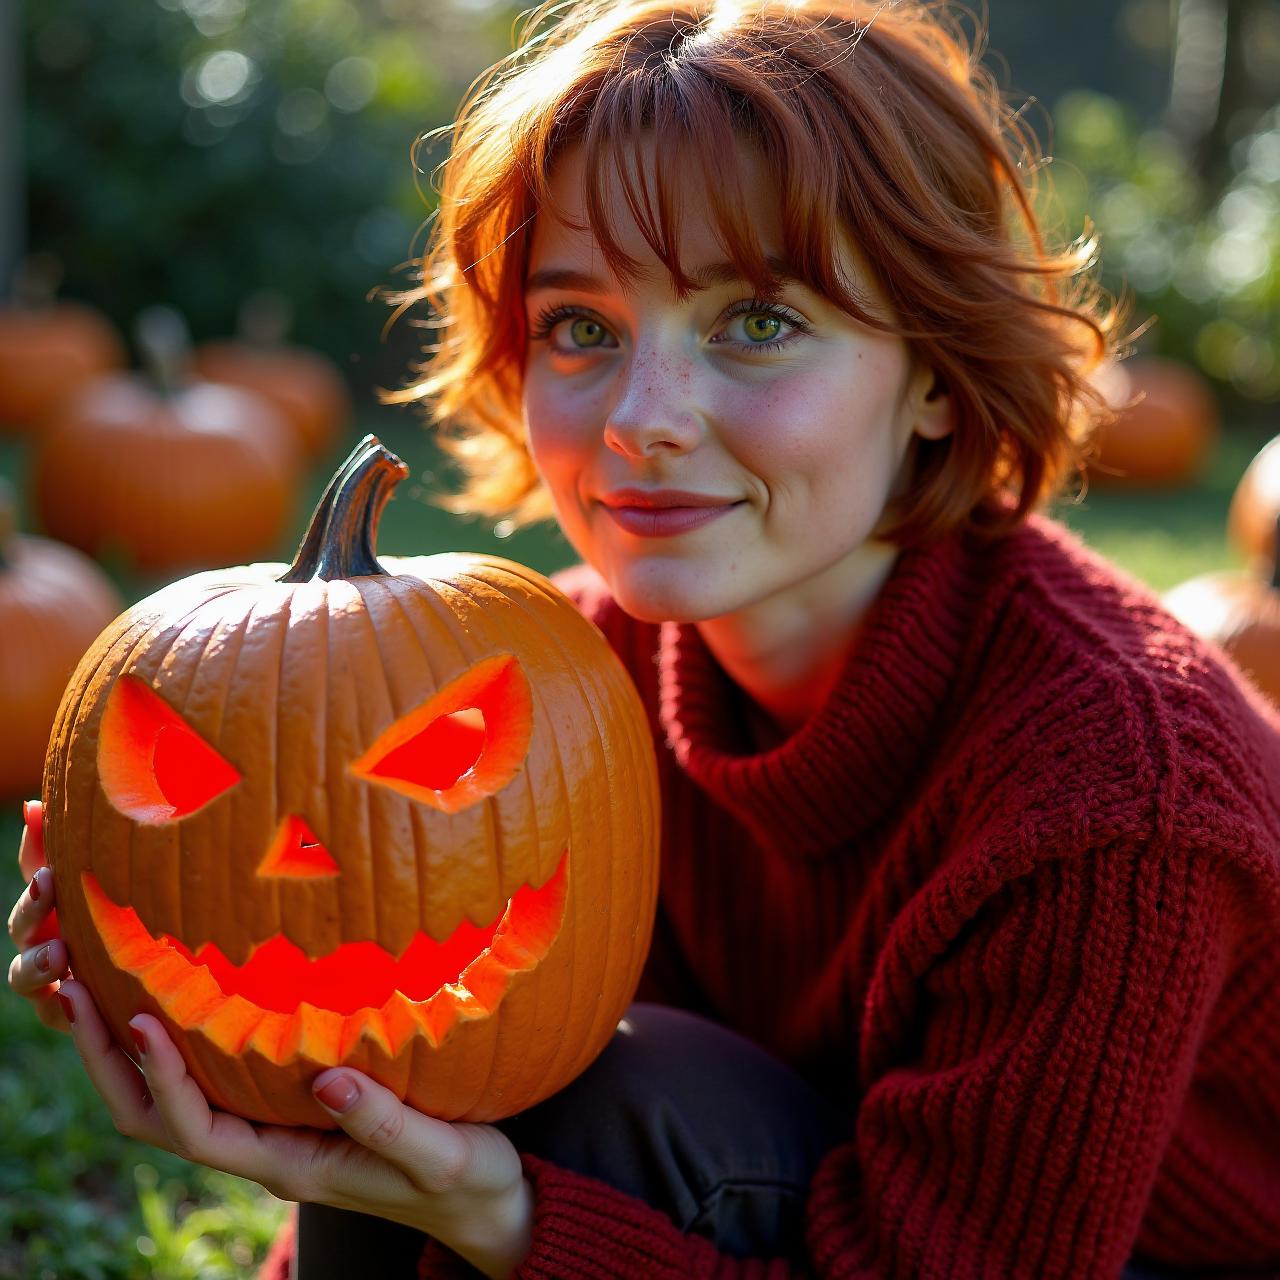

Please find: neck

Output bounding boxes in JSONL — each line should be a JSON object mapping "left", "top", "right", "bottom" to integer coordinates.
{"left": 695, "top": 540, "right": 901, "bottom": 747}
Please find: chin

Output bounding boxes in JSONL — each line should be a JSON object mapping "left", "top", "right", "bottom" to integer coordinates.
{"left": 604, "top": 562, "right": 744, "bottom": 625}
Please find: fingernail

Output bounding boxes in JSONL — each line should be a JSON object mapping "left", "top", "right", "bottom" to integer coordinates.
{"left": 315, "top": 1074, "right": 358, "bottom": 1113}
{"left": 129, "top": 1022, "right": 149, "bottom": 1058}
{"left": 35, "top": 944, "right": 51, "bottom": 974}
{"left": 21, "top": 800, "right": 30, "bottom": 826}
{"left": 29, "top": 871, "right": 41, "bottom": 902}
{"left": 57, "top": 992, "right": 75, "bottom": 1024}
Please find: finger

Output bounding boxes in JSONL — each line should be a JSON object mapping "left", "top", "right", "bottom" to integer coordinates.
{"left": 7, "top": 866, "right": 56, "bottom": 949}
{"left": 8, "top": 937, "right": 69, "bottom": 997}
{"left": 18, "top": 800, "right": 46, "bottom": 879}
{"left": 58, "top": 981, "right": 168, "bottom": 1148}
{"left": 310, "top": 1068, "right": 476, "bottom": 1195}
{"left": 7, "top": 937, "right": 72, "bottom": 1033}
{"left": 125, "top": 1013, "right": 314, "bottom": 1187}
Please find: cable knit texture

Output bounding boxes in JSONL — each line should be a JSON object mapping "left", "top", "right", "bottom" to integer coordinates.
{"left": 259, "top": 513, "right": 1280, "bottom": 1280}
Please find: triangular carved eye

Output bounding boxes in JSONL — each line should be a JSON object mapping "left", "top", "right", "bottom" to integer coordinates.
{"left": 350, "top": 655, "right": 533, "bottom": 814}
{"left": 258, "top": 815, "right": 340, "bottom": 879}
{"left": 99, "top": 675, "right": 241, "bottom": 824}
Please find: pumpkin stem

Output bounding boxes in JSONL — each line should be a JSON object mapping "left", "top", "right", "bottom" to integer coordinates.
{"left": 280, "top": 434, "right": 408, "bottom": 582}
{"left": 136, "top": 305, "right": 194, "bottom": 397}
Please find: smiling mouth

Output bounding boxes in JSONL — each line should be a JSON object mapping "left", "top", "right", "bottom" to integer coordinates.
{"left": 602, "top": 502, "right": 743, "bottom": 537}
{"left": 81, "top": 850, "right": 569, "bottom": 1062}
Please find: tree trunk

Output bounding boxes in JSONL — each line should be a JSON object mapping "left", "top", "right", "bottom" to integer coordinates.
{"left": 0, "top": 0, "right": 24, "bottom": 298}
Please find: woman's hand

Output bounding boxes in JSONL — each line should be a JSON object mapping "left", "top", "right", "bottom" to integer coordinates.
{"left": 7, "top": 800, "right": 72, "bottom": 1032}
{"left": 58, "top": 988, "right": 534, "bottom": 1276}
{"left": 9, "top": 801, "right": 534, "bottom": 1279}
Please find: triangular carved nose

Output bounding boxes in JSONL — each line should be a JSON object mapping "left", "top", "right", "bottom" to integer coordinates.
{"left": 257, "top": 814, "right": 339, "bottom": 879}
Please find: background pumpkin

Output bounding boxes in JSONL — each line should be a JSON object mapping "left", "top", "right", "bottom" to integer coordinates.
{"left": 192, "top": 292, "right": 352, "bottom": 461}
{"left": 32, "top": 307, "right": 300, "bottom": 575}
{"left": 42, "top": 435, "right": 661, "bottom": 1128}
{"left": 1087, "top": 356, "right": 1221, "bottom": 488}
{"left": 0, "top": 297, "right": 127, "bottom": 433}
{"left": 0, "top": 478, "right": 123, "bottom": 798}
{"left": 1163, "top": 513, "right": 1280, "bottom": 708}
{"left": 1227, "top": 434, "right": 1280, "bottom": 577}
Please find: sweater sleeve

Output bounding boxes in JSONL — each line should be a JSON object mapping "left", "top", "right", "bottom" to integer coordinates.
{"left": 415, "top": 837, "right": 1231, "bottom": 1279}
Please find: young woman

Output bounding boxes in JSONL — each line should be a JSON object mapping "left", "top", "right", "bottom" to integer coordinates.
{"left": 9, "top": 1, "right": 1280, "bottom": 1277}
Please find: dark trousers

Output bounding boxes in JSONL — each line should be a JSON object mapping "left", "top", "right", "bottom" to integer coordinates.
{"left": 294, "top": 1003, "right": 1202, "bottom": 1278}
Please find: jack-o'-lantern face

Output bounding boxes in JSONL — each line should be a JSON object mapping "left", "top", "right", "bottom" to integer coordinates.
{"left": 43, "top": 437, "right": 660, "bottom": 1127}
{"left": 88, "top": 654, "right": 565, "bottom": 1044}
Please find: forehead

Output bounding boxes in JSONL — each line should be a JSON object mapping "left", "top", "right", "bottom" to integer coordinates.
{"left": 524, "top": 134, "right": 880, "bottom": 309}
{"left": 526, "top": 135, "right": 785, "bottom": 286}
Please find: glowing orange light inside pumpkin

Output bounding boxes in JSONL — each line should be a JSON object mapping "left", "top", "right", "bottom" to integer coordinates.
{"left": 368, "top": 706, "right": 487, "bottom": 791}
{"left": 352, "top": 654, "right": 532, "bottom": 812}
{"left": 257, "top": 814, "right": 339, "bottom": 879}
{"left": 98, "top": 674, "right": 240, "bottom": 822}
{"left": 81, "top": 846, "right": 569, "bottom": 1053}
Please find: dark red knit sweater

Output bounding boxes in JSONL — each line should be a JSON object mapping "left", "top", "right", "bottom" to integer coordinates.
{"left": 261, "top": 512, "right": 1280, "bottom": 1280}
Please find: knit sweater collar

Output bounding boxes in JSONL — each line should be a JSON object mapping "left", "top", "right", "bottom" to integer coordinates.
{"left": 656, "top": 524, "right": 990, "bottom": 856}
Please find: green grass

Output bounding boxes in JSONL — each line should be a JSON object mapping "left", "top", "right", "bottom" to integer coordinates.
{"left": 1, "top": 404, "right": 1273, "bottom": 1277}
{"left": 1045, "top": 424, "right": 1272, "bottom": 593}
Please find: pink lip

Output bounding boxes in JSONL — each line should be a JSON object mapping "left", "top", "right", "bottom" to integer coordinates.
{"left": 599, "top": 490, "right": 742, "bottom": 538}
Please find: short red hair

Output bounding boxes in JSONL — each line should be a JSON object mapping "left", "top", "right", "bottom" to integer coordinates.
{"left": 382, "top": 0, "right": 1128, "bottom": 544}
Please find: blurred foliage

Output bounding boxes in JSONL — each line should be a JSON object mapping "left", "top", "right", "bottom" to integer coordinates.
{"left": 20, "top": 0, "right": 517, "bottom": 389}
{"left": 21, "top": 0, "right": 1280, "bottom": 416}
{"left": 1051, "top": 88, "right": 1280, "bottom": 405}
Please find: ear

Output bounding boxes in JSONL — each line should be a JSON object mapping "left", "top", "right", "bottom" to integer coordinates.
{"left": 907, "top": 361, "right": 954, "bottom": 442}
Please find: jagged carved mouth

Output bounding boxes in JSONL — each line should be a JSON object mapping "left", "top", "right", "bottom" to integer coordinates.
{"left": 81, "top": 849, "right": 569, "bottom": 1063}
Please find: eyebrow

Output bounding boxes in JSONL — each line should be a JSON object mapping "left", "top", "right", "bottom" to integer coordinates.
{"left": 524, "top": 254, "right": 802, "bottom": 296}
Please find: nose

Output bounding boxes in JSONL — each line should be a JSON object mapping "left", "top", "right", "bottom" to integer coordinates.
{"left": 602, "top": 352, "right": 703, "bottom": 459}
{"left": 257, "top": 814, "right": 339, "bottom": 879}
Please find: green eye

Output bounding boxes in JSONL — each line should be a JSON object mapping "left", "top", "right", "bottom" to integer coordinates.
{"left": 742, "top": 313, "right": 778, "bottom": 343}
{"left": 568, "top": 317, "right": 607, "bottom": 347}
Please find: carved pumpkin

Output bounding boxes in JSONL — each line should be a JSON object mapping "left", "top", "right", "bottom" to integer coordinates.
{"left": 42, "top": 436, "right": 660, "bottom": 1127}
{"left": 1227, "top": 434, "right": 1280, "bottom": 576}
{"left": 1163, "top": 514, "right": 1280, "bottom": 708}
{"left": 1087, "top": 357, "right": 1220, "bottom": 488}
{"left": 32, "top": 308, "right": 300, "bottom": 574}
{"left": 0, "top": 479, "right": 122, "bottom": 797}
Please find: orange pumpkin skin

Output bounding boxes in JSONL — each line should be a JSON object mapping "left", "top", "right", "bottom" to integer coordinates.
{"left": 0, "top": 482, "right": 122, "bottom": 797}
{"left": 1088, "top": 357, "right": 1220, "bottom": 487}
{"left": 42, "top": 438, "right": 660, "bottom": 1127}
{"left": 1163, "top": 571, "right": 1280, "bottom": 708}
{"left": 192, "top": 341, "right": 351, "bottom": 460}
{"left": 32, "top": 372, "right": 299, "bottom": 574}
{"left": 1227, "top": 435, "right": 1280, "bottom": 577}
{"left": 0, "top": 301, "right": 127, "bottom": 432}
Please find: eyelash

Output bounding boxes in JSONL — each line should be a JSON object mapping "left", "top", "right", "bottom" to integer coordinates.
{"left": 527, "top": 297, "right": 812, "bottom": 356}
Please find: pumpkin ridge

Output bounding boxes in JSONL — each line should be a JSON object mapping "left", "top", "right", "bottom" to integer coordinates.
{"left": 94, "top": 603, "right": 228, "bottom": 950}
{"left": 477, "top": 568, "right": 626, "bottom": 1083}
{"left": 179, "top": 599, "right": 259, "bottom": 958}
{"left": 363, "top": 577, "right": 436, "bottom": 940}
{"left": 350, "top": 576, "right": 405, "bottom": 953}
